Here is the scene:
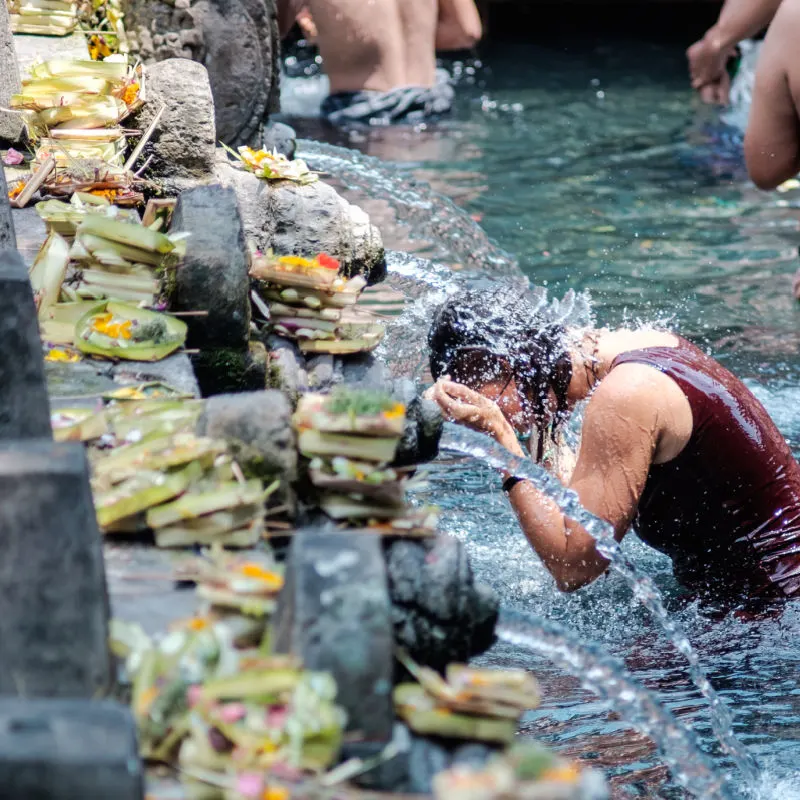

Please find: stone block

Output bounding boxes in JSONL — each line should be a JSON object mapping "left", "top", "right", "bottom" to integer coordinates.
{"left": 273, "top": 529, "right": 394, "bottom": 743}
{"left": 131, "top": 59, "right": 216, "bottom": 185}
{"left": 0, "top": 440, "right": 111, "bottom": 697}
{"left": 216, "top": 160, "right": 386, "bottom": 284}
{"left": 390, "top": 379, "right": 443, "bottom": 467}
{"left": 265, "top": 334, "right": 307, "bottom": 404}
{"left": 0, "top": 698, "right": 143, "bottom": 799}
{"left": 0, "top": 1, "right": 24, "bottom": 146}
{"left": 0, "top": 250, "right": 51, "bottom": 439}
{"left": 197, "top": 390, "right": 296, "bottom": 485}
{"left": 385, "top": 535, "right": 499, "bottom": 673}
{"left": 0, "top": 173, "right": 16, "bottom": 253}
{"left": 170, "top": 185, "right": 250, "bottom": 349}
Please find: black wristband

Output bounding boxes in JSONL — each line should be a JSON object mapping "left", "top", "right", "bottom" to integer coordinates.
{"left": 502, "top": 476, "right": 524, "bottom": 494}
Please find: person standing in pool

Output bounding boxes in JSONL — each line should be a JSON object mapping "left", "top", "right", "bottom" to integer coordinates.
{"left": 277, "top": 0, "right": 482, "bottom": 125}
{"left": 426, "top": 286, "right": 800, "bottom": 600}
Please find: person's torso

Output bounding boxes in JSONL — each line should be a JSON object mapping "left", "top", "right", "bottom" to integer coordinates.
{"left": 309, "top": 0, "right": 437, "bottom": 93}
{"left": 611, "top": 338, "right": 800, "bottom": 598}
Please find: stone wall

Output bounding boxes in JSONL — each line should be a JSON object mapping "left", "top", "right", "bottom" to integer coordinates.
{"left": 122, "top": 0, "right": 280, "bottom": 146}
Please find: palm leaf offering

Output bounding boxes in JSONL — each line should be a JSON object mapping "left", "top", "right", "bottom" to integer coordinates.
{"left": 8, "top": 0, "right": 80, "bottom": 35}
{"left": 223, "top": 144, "right": 319, "bottom": 184}
{"left": 49, "top": 398, "right": 277, "bottom": 546}
{"left": 432, "top": 743, "right": 601, "bottom": 800}
{"left": 394, "top": 649, "right": 541, "bottom": 744}
{"left": 292, "top": 390, "right": 439, "bottom": 535}
{"left": 250, "top": 252, "right": 385, "bottom": 355}
{"left": 75, "top": 301, "right": 187, "bottom": 361}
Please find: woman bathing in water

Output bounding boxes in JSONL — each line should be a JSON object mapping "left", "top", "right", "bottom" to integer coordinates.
{"left": 426, "top": 286, "right": 800, "bottom": 600}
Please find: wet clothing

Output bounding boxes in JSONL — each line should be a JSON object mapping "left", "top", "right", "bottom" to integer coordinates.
{"left": 320, "top": 69, "right": 454, "bottom": 126}
{"left": 612, "top": 338, "right": 800, "bottom": 599}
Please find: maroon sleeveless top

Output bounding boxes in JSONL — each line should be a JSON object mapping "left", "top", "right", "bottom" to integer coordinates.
{"left": 612, "top": 338, "right": 800, "bottom": 599}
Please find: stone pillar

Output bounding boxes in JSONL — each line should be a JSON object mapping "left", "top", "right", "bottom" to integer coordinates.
{"left": 0, "top": 698, "right": 143, "bottom": 799}
{"left": 0, "top": 440, "right": 111, "bottom": 697}
{"left": 0, "top": 250, "right": 51, "bottom": 439}
{"left": 273, "top": 529, "right": 395, "bottom": 744}
{"left": 0, "top": 174, "right": 16, "bottom": 253}
{"left": 0, "top": 0, "right": 25, "bottom": 146}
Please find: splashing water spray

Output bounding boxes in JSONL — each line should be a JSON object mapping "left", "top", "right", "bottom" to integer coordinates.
{"left": 439, "top": 424, "right": 760, "bottom": 793}
{"left": 498, "top": 610, "right": 732, "bottom": 798}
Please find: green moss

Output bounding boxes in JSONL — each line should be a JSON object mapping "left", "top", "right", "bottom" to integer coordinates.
{"left": 191, "top": 344, "right": 267, "bottom": 396}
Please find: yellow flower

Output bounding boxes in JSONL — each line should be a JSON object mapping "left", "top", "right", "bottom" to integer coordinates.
{"left": 187, "top": 616, "right": 209, "bottom": 631}
{"left": 7, "top": 180, "right": 26, "bottom": 201}
{"left": 88, "top": 35, "right": 112, "bottom": 61}
{"left": 120, "top": 82, "right": 140, "bottom": 106}
{"left": 239, "top": 563, "right": 284, "bottom": 590}
{"left": 382, "top": 402, "right": 406, "bottom": 420}
{"left": 45, "top": 348, "right": 80, "bottom": 363}
{"left": 91, "top": 313, "right": 132, "bottom": 340}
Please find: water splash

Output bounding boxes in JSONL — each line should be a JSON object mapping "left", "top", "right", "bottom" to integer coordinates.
{"left": 497, "top": 610, "right": 733, "bottom": 799}
{"left": 439, "top": 423, "right": 760, "bottom": 786}
{"left": 296, "top": 139, "right": 520, "bottom": 276}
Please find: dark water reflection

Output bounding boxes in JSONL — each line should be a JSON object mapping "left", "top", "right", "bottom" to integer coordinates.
{"left": 283, "top": 33, "right": 800, "bottom": 799}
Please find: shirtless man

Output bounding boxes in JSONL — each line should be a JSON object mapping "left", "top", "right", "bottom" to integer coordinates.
{"left": 687, "top": 0, "right": 782, "bottom": 105}
{"left": 278, "top": 0, "right": 482, "bottom": 124}
{"left": 744, "top": 0, "right": 800, "bottom": 189}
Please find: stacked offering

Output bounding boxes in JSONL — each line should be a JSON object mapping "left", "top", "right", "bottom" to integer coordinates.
{"left": 433, "top": 743, "right": 608, "bottom": 800}
{"left": 30, "top": 205, "right": 188, "bottom": 360}
{"left": 8, "top": 0, "right": 79, "bottom": 35}
{"left": 9, "top": 58, "right": 144, "bottom": 202}
{"left": 250, "top": 253, "right": 384, "bottom": 355}
{"left": 394, "top": 649, "right": 541, "bottom": 745}
{"left": 293, "top": 388, "right": 438, "bottom": 535}
{"left": 52, "top": 398, "right": 275, "bottom": 547}
{"left": 111, "top": 613, "right": 346, "bottom": 791}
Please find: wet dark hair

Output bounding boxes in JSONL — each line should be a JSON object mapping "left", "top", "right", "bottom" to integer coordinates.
{"left": 428, "top": 285, "right": 574, "bottom": 460}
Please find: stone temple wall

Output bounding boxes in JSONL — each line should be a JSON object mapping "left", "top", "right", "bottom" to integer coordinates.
{"left": 122, "top": 0, "right": 280, "bottom": 147}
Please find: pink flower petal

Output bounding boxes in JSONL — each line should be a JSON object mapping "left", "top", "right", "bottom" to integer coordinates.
{"left": 235, "top": 773, "right": 264, "bottom": 798}
{"left": 219, "top": 702, "right": 247, "bottom": 723}
{"left": 186, "top": 685, "right": 203, "bottom": 707}
{"left": 2, "top": 149, "right": 24, "bottom": 166}
{"left": 265, "top": 705, "right": 288, "bottom": 729}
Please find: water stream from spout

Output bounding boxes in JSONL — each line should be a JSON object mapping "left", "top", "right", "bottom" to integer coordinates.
{"left": 439, "top": 423, "right": 760, "bottom": 787}
{"left": 496, "top": 610, "right": 732, "bottom": 799}
{"left": 297, "top": 140, "right": 520, "bottom": 276}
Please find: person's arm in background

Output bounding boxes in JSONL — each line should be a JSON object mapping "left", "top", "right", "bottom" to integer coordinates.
{"left": 436, "top": 0, "right": 483, "bottom": 51}
{"left": 277, "top": 0, "right": 304, "bottom": 38}
{"left": 687, "top": 0, "right": 783, "bottom": 104}
{"left": 744, "top": 0, "right": 800, "bottom": 189}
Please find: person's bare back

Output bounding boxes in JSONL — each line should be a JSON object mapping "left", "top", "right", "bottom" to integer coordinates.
{"left": 304, "top": 0, "right": 437, "bottom": 93}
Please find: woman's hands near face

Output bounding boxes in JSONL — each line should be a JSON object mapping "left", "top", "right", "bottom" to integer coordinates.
{"left": 426, "top": 379, "right": 519, "bottom": 449}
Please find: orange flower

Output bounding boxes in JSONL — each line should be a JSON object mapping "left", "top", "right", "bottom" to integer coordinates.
{"left": 136, "top": 685, "right": 159, "bottom": 716}
{"left": 187, "top": 616, "right": 209, "bottom": 631}
{"left": 262, "top": 788, "right": 289, "bottom": 800}
{"left": 540, "top": 764, "right": 580, "bottom": 783}
{"left": 7, "top": 180, "right": 26, "bottom": 201}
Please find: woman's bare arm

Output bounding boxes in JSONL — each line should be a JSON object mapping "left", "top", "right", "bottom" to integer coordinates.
{"left": 436, "top": 0, "right": 482, "bottom": 50}
{"left": 502, "top": 371, "right": 660, "bottom": 591}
